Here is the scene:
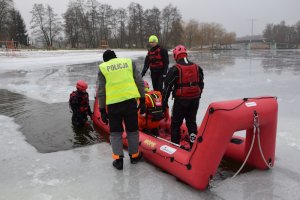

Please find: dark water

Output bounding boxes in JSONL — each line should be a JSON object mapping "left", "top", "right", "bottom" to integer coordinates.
{"left": 0, "top": 89, "right": 105, "bottom": 153}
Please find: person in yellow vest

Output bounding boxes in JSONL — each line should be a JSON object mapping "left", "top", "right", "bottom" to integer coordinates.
{"left": 138, "top": 81, "right": 165, "bottom": 136}
{"left": 98, "top": 50, "right": 146, "bottom": 170}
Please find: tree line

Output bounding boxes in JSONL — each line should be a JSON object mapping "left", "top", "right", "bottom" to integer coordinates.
{"left": 263, "top": 21, "right": 300, "bottom": 44}
{"left": 34, "top": 0, "right": 237, "bottom": 49}
{"left": 1, "top": 0, "right": 237, "bottom": 49}
{"left": 11, "top": 0, "right": 300, "bottom": 49}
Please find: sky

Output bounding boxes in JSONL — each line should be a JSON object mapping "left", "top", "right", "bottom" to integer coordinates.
{"left": 13, "top": 0, "right": 300, "bottom": 37}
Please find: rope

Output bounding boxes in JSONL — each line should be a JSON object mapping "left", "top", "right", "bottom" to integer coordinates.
{"left": 210, "top": 111, "right": 258, "bottom": 188}
{"left": 231, "top": 126, "right": 256, "bottom": 178}
{"left": 257, "top": 127, "right": 273, "bottom": 169}
{"left": 210, "top": 110, "right": 274, "bottom": 189}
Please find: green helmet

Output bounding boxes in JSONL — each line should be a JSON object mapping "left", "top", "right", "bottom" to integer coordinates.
{"left": 149, "top": 35, "right": 158, "bottom": 43}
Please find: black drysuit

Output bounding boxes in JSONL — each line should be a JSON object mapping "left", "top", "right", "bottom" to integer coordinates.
{"left": 162, "top": 58, "right": 204, "bottom": 145}
{"left": 141, "top": 45, "right": 169, "bottom": 93}
{"left": 69, "top": 90, "right": 92, "bottom": 127}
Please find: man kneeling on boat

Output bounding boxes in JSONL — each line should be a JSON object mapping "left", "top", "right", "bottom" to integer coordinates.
{"left": 138, "top": 80, "right": 166, "bottom": 136}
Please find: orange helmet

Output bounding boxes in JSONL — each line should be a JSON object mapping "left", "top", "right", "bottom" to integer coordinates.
{"left": 76, "top": 80, "right": 88, "bottom": 91}
{"left": 144, "top": 80, "right": 150, "bottom": 92}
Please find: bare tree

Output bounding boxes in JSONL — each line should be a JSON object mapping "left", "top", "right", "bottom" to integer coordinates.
{"left": 110, "top": 8, "right": 128, "bottom": 48}
{"left": 86, "top": 0, "right": 99, "bottom": 48}
{"left": 144, "top": 7, "right": 161, "bottom": 40}
{"left": 196, "top": 23, "right": 210, "bottom": 49}
{"left": 98, "top": 4, "right": 113, "bottom": 46}
{"left": 116, "top": 8, "right": 127, "bottom": 48}
{"left": 161, "top": 4, "right": 182, "bottom": 48}
{"left": 221, "top": 32, "right": 236, "bottom": 48}
{"left": 30, "top": 4, "right": 62, "bottom": 47}
{"left": 184, "top": 19, "right": 199, "bottom": 48}
{"left": 128, "top": 2, "right": 144, "bottom": 48}
{"left": 64, "top": 2, "right": 81, "bottom": 48}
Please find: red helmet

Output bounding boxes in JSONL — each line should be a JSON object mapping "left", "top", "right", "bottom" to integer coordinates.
{"left": 173, "top": 45, "right": 187, "bottom": 60}
{"left": 144, "top": 80, "right": 150, "bottom": 92}
{"left": 76, "top": 80, "right": 88, "bottom": 91}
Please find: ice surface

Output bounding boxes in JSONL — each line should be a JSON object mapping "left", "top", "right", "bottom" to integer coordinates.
{"left": 1, "top": 49, "right": 300, "bottom": 199}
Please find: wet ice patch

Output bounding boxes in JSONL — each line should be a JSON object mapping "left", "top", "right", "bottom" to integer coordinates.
{"left": 0, "top": 50, "right": 146, "bottom": 103}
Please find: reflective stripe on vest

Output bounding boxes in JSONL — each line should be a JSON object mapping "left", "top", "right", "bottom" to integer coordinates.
{"left": 145, "top": 91, "right": 162, "bottom": 108}
{"left": 175, "top": 63, "right": 201, "bottom": 99}
{"left": 99, "top": 58, "right": 140, "bottom": 104}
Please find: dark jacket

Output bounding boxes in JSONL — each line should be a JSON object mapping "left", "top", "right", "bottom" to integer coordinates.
{"left": 142, "top": 45, "right": 169, "bottom": 76}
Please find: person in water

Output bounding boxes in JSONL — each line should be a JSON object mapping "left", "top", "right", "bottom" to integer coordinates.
{"left": 69, "top": 80, "right": 92, "bottom": 127}
{"left": 162, "top": 45, "right": 204, "bottom": 149}
{"left": 97, "top": 49, "right": 145, "bottom": 170}
{"left": 138, "top": 80, "right": 165, "bottom": 136}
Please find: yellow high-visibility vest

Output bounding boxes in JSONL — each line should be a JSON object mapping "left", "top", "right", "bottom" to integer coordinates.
{"left": 99, "top": 58, "right": 140, "bottom": 105}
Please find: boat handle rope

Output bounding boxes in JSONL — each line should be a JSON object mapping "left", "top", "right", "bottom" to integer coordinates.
{"left": 256, "top": 115, "right": 273, "bottom": 169}
{"left": 209, "top": 110, "right": 258, "bottom": 189}
{"left": 210, "top": 110, "right": 273, "bottom": 189}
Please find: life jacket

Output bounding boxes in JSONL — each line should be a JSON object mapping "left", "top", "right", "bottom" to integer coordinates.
{"left": 99, "top": 58, "right": 140, "bottom": 104}
{"left": 145, "top": 91, "right": 164, "bottom": 121}
{"left": 175, "top": 63, "right": 202, "bottom": 99}
{"left": 69, "top": 91, "right": 90, "bottom": 114}
{"left": 148, "top": 47, "right": 164, "bottom": 69}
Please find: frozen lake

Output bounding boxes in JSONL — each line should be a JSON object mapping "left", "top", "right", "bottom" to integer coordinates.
{"left": 0, "top": 49, "right": 300, "bottom": 199}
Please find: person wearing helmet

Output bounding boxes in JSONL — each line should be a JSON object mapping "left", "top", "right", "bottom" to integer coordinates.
{"left": 69, "top": 80, "right": 92, "bottom": 127}
{"left": 162, "top": 45, "right": 204, "bottom": 149}
{"left": 141, "top": 35, "right": 169, "bottom": 93}
{"left": 138, "top": 80, "right": 165, "bottom": 136}
{"left": 98, "top": 49, "right": 145, "bottom": 170}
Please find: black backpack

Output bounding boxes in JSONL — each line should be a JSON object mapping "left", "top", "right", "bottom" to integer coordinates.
{"left": 145, "top": 93, "right": 164, "bottom": 121}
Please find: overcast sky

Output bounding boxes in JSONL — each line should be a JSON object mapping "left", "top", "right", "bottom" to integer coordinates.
{"left": 13, "top": 0, "right": 300, "bottom": 37}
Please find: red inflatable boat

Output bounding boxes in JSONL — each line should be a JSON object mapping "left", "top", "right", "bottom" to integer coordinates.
{"left": 92, "top": 96, "right": 278, "bottom": 190}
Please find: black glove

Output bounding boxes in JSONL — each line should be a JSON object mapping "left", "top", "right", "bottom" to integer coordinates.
{"left": 138, "top": 97, "right": 146, "bottom": 115}
{"left": 99, "top": 108, "right": 108, "bottom": 125}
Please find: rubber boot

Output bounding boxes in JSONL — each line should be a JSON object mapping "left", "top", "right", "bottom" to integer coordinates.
{"left": 113, "top": 158, "right": 123, "bottom": 170}
{"left": 130, "top": 153, "right": 142, "bottom": 164}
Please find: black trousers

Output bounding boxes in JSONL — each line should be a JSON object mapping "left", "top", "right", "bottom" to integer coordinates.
{"left": 171, "top": 98, "right": 200, "bottom": 144}
{"left": 150, "top": 70, "right": 164, "bottom": 93}
{"left": 107, "top": 99, "right": 138, "bottom": 132}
